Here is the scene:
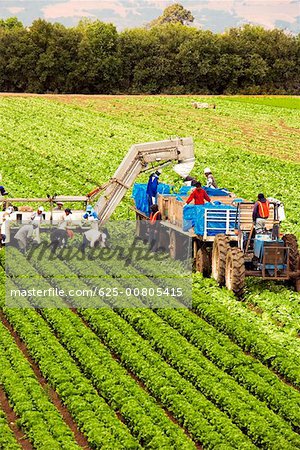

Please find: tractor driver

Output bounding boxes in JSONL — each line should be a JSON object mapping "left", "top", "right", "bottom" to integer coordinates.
{"left": 253, "top": 193, "right": 270, "bottom": 233}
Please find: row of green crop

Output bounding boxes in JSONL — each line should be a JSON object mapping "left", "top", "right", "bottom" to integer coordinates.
{"left": 8, "top": 247, "right": 255, "bottom": 449}
{"left": 126, "top": 246, "right": 300, "bottom": 384}
{"left": 0, "top": 320, "right": 81, "bottom": 450}
{"left": 191, "top": 278, "right": 300, "bottom": 385}
{"left": 77, "top": 245, "right": 300, "bottom": 431}
{"left": 23, "top": 248, "right": 300, "bottom": 448}
{"left": 64, "top": 250, "right": 300, "bottom": 447}
{"left": 0, "top": 276, "right": 141, "bottom": 449}
{"left": 4, "top": 251, "right": 196, "bottom": 449}
{"left": 243, "top": 282, "right": 300, "bottom": 335}
{"left": 0, "top": 407, "right": 21, "bottom": 450}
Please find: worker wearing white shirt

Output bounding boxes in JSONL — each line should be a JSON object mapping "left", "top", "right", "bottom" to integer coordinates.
{"left": 58, "top": 208, "right": 72, "bottom": 229}
{"left": 31, "top": 206, "right": 44, "bottom": 244}
{"left": 51, "top": 209, "right": 73, "bottom": 249}
{"left": 14, "top": 224, "right": 35, "bottom": 252}
{"left": 1, "top": 212, "right": 10, "bottom": 246}
{"left": 82, "top": 221, "right": 106, "bottom": 250}
{"left": 204, "top": 168, "right": 218, "bottom": 189}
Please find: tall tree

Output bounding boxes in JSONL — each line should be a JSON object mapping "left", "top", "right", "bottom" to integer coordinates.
{"left": 149, "top": 3, "right": 194, "bottom": 27}
{"left": 0, "top": 17, "right": 23, "bottom": 30}
{"left": 74, "top": 20, "right": 121, "bottom": 93}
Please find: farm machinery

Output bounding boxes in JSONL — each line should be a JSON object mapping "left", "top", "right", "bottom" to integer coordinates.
{"left": 0, "top": 136, "right": 299, "bottom": 294}
{"left": 134, "top": 187, "right": 300, "bottom": 294}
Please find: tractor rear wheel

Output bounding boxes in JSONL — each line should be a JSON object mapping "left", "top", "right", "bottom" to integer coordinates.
{"left": 195, "top": 246, "right": 211, "bottom": 277}
{"left": 225, "top": 248, "right": 245, "bottom": 296}
{"left": 283, "top": 234, "right": 299, "bottom": 272}
{"left": 211, "top": 234, "right": 230, "bottom": 285}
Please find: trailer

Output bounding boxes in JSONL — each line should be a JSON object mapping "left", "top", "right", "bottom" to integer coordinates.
{"left": 133, "top": 188, "right": 300, "bottom": 295}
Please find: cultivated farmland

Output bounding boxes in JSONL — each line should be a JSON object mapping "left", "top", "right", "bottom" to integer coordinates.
{"left": 0, "top": 95, "right": 300, "bottom": 449}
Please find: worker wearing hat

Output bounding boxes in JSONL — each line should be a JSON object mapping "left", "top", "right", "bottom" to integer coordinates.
{"left": 146, "top": 169, "right": 162, "bottom": 209}
{"left": 50, "top": 208, "right": 73, "bottom": 249}
{"left": 204, "top": 168, "right": 218, "bottom": 189}
{"left": 54, "top": 201, "right": 64, "bottom": 211}
{"left": 58, "top": 208, "right": 73, "bottom": 230}
{"left": 31, "top": 206, "right": 44, "bottom": 223}
{"left": 29, "top": 206, "right": 44, "bottom": 244}
{"left": 83, "top": 205, "right": 98, "bottom": 221}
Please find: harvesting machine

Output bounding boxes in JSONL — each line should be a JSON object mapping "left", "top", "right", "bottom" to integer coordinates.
{"left": 1, "top": 136, "right": 299, "bottom": 294}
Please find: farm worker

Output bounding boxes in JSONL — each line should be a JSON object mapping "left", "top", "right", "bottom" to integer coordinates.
{"left": 59, "top": 208, "right": 73, "bottom": 228}
{"left": 83, "top": 205, "right": 98, "bottom": 220}
{"left": 30, "top": 206, "right": 44, "bottom": 244}
{"left": 183, "top": 176, "right": 198, "bottom": 187}
{"left": 59, "top": 208, "right": 73, "bottom": 238}
{"left": 0, "top": 212, "right": 10, "bottom": 246}
{"left": 148, "top": 204, "right": 162, "bottom": 252}
{"left": 184, "top": 182, "right": 211, "bottom": 206}
{"left": 204, "top": 168, "right": 218, "bottom": 189}
{"left": 31, "top": 206, "right": 44, "bottom": 223}
{"left": 0, "top": 173, "right": 8, "bottom": 196}
{"left": 51, "top": 208, "right": 73, "bottom": 249}
{"left": 14, "top": 224, "right": 35, "bottom": 252}
{"left": 253, "top": 193, "right": 270, "bottom": 233}
{"left": 146, "top": 170, "right": 161, "bottom": 208}
{"left": 54, "top": 201, "right": 64, "bottom": 211}
{"left": 267, "top": 197, "right": 286, "bottom": 222}
{"left": 5, "top": 206, "right": 14, "bottom": 215}
{"left": 82, "top": 221, "right": 106, "bottom": 251}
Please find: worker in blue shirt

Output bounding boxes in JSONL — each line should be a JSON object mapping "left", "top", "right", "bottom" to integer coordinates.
{"left": 146, "top": 170, "right": 161, "bottom": 209}
{"left": 83, "top": 205, "right": 98, "bottom": 220}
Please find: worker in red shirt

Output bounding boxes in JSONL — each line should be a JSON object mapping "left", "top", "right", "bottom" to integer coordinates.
{"left": 184, "top": 182, "right": 211, "bottom": 206}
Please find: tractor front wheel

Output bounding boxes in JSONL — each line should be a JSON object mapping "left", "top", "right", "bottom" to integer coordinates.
{"left": 225, "top": 248, "right": 245, "bottom": 296}
{"left": 283, "top": 234, "right": 299, "bottom": 272}
{"left": 211, "top": 234, "right": 230, "bottom": 285}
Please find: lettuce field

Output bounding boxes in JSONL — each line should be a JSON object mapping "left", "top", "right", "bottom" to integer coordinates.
{"left": 0, "top": 94, "right": 300, "bottom": 449}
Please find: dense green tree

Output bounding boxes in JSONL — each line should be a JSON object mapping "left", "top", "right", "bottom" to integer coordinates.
{"left": 0, "top": 27, "right": 38, "bottom": 92}
{"left": 0, "top": 17, "right": 23, "bottom": 30}
{"left": 73, "top": 19, "right": 121, "bottom": 93}
{"left": 149, "top": 3, "right": 194, "bottom": 27}
{"left": 0, "top": 17, "right": 299, "bottom": 94}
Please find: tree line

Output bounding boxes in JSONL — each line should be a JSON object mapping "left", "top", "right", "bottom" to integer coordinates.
{"left": 0, "top": 16, "right": 299, "bottom": 94}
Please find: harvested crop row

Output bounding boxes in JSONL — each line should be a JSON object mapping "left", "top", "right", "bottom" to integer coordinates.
{"left": 244, "top": 285, "right": 300, "bottom": 335}
{"left": 192, "top": 278, "right": 300, "bottom": 388}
